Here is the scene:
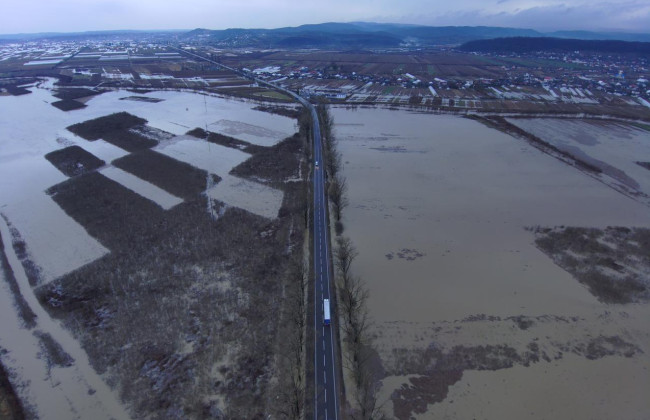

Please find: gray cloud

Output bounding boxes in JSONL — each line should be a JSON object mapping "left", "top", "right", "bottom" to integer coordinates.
{"left": 2, "top": 0, "right": 649, "bottom": 34}
{"left": 399, "top": 1, "right": 650, "bottom": 32}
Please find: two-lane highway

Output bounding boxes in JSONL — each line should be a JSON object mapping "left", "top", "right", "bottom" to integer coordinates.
{"left": 172, "top": 47, "right": 339, "bottom": 418}
{"left": 310, "top": 107, "right": 339, "bottom": 420}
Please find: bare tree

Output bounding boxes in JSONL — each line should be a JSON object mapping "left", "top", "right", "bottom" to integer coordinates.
{"left": 344, "top": 296, "right": 386, "bottom": 420}
{"left": 298, "top": 107, "right": 312, "bottom": 159}
{"left": 316, "top": 104, "right": 342, "bottom": 179}
{"left": 352, "top": 354, "right": 386, "bottom": 420}
{"left": 316, "top": 104, "right": 333, "bottom": 142}
{"left": 329, "top": 175, "right": 348, "bottom": 222}
{"left": 341, "top": 276, "right": 368, "bottom": 334}
{"left": 326, "top": 150, "right": 341, "bottom": 179}
{"left": 335, "top": 236, "right": 357, "bottom": 287}
{"left": 334, "top": 237, "right": 385, "bottom": 420}
{"left": 279, "top": 259, "right": 307, "bottom": 419}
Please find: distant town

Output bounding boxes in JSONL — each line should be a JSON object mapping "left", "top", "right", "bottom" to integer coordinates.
{"left": 1, "top": 27, "right": 649, "bottom": 120}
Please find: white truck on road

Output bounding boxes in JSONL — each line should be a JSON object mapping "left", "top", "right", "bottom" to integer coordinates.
{"left": 323, "top": 299, "right": 331, "bottom": 326}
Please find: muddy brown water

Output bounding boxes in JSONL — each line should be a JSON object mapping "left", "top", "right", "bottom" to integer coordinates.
{"left": 506, "top": 118, "right": 650, "bottom": 194}
{"left": 332, "top": 107, "right": 650, "bottom": 419}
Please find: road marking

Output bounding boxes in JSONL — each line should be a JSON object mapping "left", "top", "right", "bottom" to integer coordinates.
{"left": 323, "top": 354, "right": 326, "bottom": 366}
{"left": 322, "top": 202, "right": 339, "bottom": 420}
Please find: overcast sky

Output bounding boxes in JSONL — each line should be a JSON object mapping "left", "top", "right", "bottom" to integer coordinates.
{"left": 4, "top": 0, "right": 650, "bottom": 34}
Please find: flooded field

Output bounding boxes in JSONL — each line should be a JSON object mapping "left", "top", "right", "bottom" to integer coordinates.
{"left": 156, "top": 135, "right": 250, "bottom": 175}
{"left": 205, "top": 175, "right": 284, "bottom": 219}
{"left": 0, "top": 80, "right": 298, "bottom": 418}
{"left": 332, "top": 107, "right": 650, "bottom": 419}
{"left": 156, "top": 136, "right": 284, "bottom": 218}
{"left": 0, "top": 218, "right": 129, "bottom": 420}
{"left": 506, "top": 118, "right": 650, "bottom": 196}
{"left": 0, "top": 80, "right": 295, "bottom": 284}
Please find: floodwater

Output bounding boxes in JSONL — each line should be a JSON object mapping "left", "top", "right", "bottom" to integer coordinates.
{"left": 332, "top": 107, "right": 650, "bottom": 419}
{"left": 156, "top": 135, "right": 250, "bottom": 175}
{"left": 205, "top": 175, "right": 283, "bottom": 219}
{"left": 0, "top": 217, "right": 130, "bottom": 420}
{"left": 507, "top": 118, "right": 650, "bottom": 194}
{"left": 156, "top": 136, "right": 284, "bottom": 219}
{"left": 0, "top": 80, "right": 295, "bottom": 283}
{"left": 0, "top": 80, "right": 296, "bottom": 418}
{"left": 427, "top": 350, "right": 650, "bottom": 420}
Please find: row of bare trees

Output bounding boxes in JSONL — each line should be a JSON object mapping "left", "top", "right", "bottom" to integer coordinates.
{"left": 335, "top": 237, "right": 383, "bottom": 419}
{"left": 317, "top": 104, "right": 348, "bottom": 225}
{"left": 298, "top": 108, "right": 312, "bottom": 160}
{"left": 279, "top": 258, "right": 308, "bottom": 419}
{"left": 279, "top": 107, "right": 315, "bottom": 419}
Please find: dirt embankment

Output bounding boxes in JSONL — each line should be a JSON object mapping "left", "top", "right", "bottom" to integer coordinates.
{"left": 467, "top": 115, "right": 603, "bottom": 174}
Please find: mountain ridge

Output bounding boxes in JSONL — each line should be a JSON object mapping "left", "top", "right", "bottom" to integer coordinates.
{"left": 3, "top": 22, "right": 650, "bottom": 46}
{"left": 180, "top": 22, "right": 650, "bottom": 48}
{"left": 459, "top": 36, "right": 650, "bottom": 55}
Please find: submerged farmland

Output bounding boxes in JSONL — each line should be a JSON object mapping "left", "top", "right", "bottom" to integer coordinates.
{"left": 333, "top": 107, "right": 650, "bottom": 420}
{"left": 0, "top": 79, "right": 308, "bottom": 418}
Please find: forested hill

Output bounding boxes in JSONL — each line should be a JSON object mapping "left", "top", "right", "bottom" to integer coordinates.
{"left": 181, "top": 24, "right": 650, "bottom": 49}
{"left": 459, "top": 37, "right": 650, "bottom": 55}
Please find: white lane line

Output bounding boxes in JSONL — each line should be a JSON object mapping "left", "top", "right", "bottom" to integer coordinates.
{"left": 323, "top": 354, "right": 326, "bottom": 366}
{"left": 313, "top": 173, "right": 319, "bottom": 420}
{"left": 322, "top": 194, "right": 339, "bottom": 420}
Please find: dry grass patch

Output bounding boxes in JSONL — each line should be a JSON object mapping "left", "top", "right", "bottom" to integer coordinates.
{"left": 53, "top": 88, "right": 104, "bottom": 101}
{"left": 45, "top": 146, "right": 105, "bottom": 177}
{"left": 230, "top": 134, "right": 302, "bottom": 183}
{"left": 67, "top": 112, "right": 147, "bottom": 141}
{"left": 113, "top": 150, "right": 215, "bottom": 200}
{"left": 100, "top": 130, "right": 158, "bottom": 152}
{"left": 51, "top": 99, "right": 86, "bottom": 111}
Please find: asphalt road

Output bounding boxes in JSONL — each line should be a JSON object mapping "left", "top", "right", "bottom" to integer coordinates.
{"left": 172, "top": 47, "right": 339, "bottom": 418}
{"left": 309, "top": 107, "right": 339, "bottom": 420}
